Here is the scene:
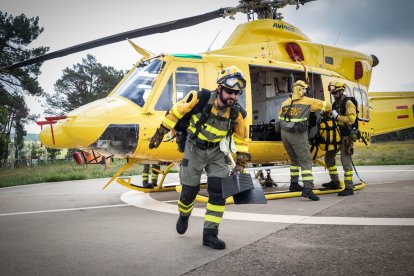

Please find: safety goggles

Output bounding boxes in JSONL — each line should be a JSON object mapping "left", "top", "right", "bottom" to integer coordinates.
{"left": 222, "top": 74, "right": 246, "bottom": 90}
{"left": 223, "top": 87, "right": 242, "bottom": 96}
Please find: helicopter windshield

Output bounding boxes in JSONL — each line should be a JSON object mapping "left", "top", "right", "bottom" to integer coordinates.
{"left": 114, "top": 59, "right": 164, "bottom": 107}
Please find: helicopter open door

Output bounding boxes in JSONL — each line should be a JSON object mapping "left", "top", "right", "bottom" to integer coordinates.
{"left": 248, "top": 65, "right": 325, "bottom": 163}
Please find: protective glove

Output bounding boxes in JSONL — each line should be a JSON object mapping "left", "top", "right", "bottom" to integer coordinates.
{"left": 230, "top": 164, "right": 244, "bottom": 175}
{"left": 230, "top": 152, "right": 251, "bottom": 175}
{"left": 236, "top": 152, "right": 251, "bottom": 167}
{"left": 332, "top": 110, "right": 339, "bottom": 120}
{"left": 149, "top": 125, "right": 170, "bottom": 149}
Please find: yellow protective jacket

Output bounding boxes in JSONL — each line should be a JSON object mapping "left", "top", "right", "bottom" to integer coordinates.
{"left": 334, "top": 97, "right": 357, "bottom": 125}
{"left": 161, "top": 90, "right": 249, "bottom": 153}
{"left": 278, "top": 92, "right": 332, "bottom": 132}
{"left": 333, "top": 96, "right": 357, "bottom": 136}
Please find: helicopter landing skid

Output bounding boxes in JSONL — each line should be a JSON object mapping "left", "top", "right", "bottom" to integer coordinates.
{"left": 117, "top": 177, "right": 177, "bottom": 193}
{"left": 102, "top": 161, "right": 188, "bottom": 193}
{"left": 182, "top": 181, "right": 365, "bottom": 204}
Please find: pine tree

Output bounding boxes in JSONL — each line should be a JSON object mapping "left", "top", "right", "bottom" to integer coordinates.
{"left": 0, "top": 12, "right": 48, "bottom": 165}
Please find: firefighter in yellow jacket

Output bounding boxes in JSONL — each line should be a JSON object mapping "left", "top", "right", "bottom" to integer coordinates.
{"left": 149, "top": 66, "right": 250, "bottom": 249}
{"left": 279, "top": 80, "right": 332, "bottom": 201}
{"left": 322, "top": 81, "right": 357, "bottom": 196}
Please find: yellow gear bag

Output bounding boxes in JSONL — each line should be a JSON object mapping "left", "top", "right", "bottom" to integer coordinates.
{"left": 317, "top": 117, "right": 341, "bottom": 151}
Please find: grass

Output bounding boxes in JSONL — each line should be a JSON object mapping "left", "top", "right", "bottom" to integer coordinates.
{"left": 0, "top": 159, "right": 142, "bottom": 188}
{"left": 0, "top": 140, "right": 413, "bottom": 188}
{"left": 352, "top": 140, "right": 414, "bottom": 165}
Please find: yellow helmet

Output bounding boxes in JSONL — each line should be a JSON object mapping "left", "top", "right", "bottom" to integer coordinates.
{"left": 216, "top": 65, "right": 246, "bottom": 91}
{"left": 291, "top": 80, "right": 309, "bottom": 100}
{"left": 292, "top": 80, "right": 309, "bottom": 90}
{"left": 328, "top": 81, "right": 345, "bottom": 93}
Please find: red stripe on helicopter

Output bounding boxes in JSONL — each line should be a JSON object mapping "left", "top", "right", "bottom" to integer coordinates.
{"left": 397, "top": 115, "right": 409, "bottom": 119}
{"left": 396, "top": 105, "right": 408, "bottom": 109}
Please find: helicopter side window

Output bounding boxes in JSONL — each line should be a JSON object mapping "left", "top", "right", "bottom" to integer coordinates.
{"left": 114, "top": 59, "right": 164, "bottom": 107}
{"left": 176, "top": 67, "right": 199, "bottom": 101}
{"left": 361, "top": 90, "right": 369, "bottom": 120}
{"left": 353, "top": 88, "right": 369, "bottom": 121}
{"left": 155, "top": 75, "right": 174, "bottom": 111}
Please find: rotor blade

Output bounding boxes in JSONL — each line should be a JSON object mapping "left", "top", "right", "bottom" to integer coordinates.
{"left": 2, "top": 8, "right": 227, "bottom": 71}
{"left": 298, "top": 0, "right": 317, "bottom": 4}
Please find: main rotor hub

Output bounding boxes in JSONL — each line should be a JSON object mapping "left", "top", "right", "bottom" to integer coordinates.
{"left": 225, "top": 0, "right": 312, "bottom": 20}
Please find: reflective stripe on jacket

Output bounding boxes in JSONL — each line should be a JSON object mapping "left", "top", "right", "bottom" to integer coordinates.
{"left": 162, "top": 90, "right": 249, "bottom": 153}
{"left": 278, "top": 96, "right": 332, "bottom": 131}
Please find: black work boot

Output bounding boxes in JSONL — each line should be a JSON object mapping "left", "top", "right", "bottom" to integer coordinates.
{"left": 176, "top": 215, "right": 189, "bottom": 235}
{"left": 322, "top": 181, "right": 341, "bottom": 190}
{"left": 142, "top": 181, "right": 152, "bottom": 188}
{"left": 203, "top": 228, "right": 226, "bottom": 250}
{"left": 338, "top": 188, "right": 354, "bottom": 196}
{"left": 301, "top": 188, "right": 320, "bottom": 201}
{"left": 289, "top": 182, "right": 303, "bottom": 192}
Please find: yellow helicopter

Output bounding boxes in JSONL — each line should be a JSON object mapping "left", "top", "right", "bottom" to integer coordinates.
{"left": 3, "top": 0, "right": 414, "bottom": 199}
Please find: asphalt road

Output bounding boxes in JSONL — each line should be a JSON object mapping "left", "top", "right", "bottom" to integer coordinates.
{"left": 0, "top": 165, "right": 413, "bottom": 276}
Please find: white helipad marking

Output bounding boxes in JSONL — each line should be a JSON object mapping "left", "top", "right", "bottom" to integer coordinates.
{"left": 0, "top": 204, "right": 129, "bottom": 217}
{"left": 121, "top": 191, "right": 414, "bottom": 226}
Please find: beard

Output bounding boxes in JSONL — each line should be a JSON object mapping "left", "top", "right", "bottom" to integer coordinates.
{"left": 219, "top": 91, "right": 236, "bottom": 107}
{"left": 226, "top": 99, "right": 235, "bottom": 107}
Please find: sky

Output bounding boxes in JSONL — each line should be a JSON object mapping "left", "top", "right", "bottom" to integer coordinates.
{"left": 2, "top": 0, "right": 414, "bottom": 133}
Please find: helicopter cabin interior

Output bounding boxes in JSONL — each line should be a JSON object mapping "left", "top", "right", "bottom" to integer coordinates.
{"left": 248, "top": 65, "right": 324, "bottom": 142}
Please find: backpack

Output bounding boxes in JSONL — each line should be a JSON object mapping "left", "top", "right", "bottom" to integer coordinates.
{"left": 173, "top": 89, "right": 245, "bottom": 152}
{"left": 310, "top": 115, "right": 341, "bottom": 159}
{"left": 339, "top": 96, "right": 368, "bottom": 144}
{"left": 341, "top": 96, "right": 359, "bottom": 130}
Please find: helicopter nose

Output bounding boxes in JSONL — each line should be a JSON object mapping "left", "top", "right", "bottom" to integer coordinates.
{"left": 39, "top": 123, "right": 79, "bottom": 148}
{"left": 39, "top": 96, "right": 142, "bottom": 150}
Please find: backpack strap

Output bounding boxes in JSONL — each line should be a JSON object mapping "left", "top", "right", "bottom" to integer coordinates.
{"left": 193, "top": 90, "right": 215, "bottom": 137}
{"left": 193, "top": 89, "right": 245, "bottom": 140}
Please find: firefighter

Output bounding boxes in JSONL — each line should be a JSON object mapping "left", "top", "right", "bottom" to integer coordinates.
{"left": 322, "top": 81, "right": 357, "bottom": 196}
{"left": 142, "top": 164, "right": 160, "bottom": 188}
{"left": 279, "top": 80, "right": 332, "bottom": 200}
{"left": 148, "top": 66, "right": 250, "bottom": 250}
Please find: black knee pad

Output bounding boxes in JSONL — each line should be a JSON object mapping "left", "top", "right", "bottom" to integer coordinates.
{"left": 207, "top": 177, "right": 225, "bottom": 205}
{"left": 180, "top": 184, "right": 200, "bottom": 205}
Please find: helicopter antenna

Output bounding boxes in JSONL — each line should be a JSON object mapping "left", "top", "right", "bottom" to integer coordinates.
{"left": 333, "top": 31, "right": 342, "bottom": 46}
{"left": 206, "top": 31, "right": 221, "bottom": 52}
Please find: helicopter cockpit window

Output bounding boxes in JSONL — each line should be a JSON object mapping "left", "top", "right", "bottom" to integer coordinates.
{"left": 155, "top": 75, "right": 173, "bottom": 111}
{"left": 176, "top": 67, "right": 199, "bottom": 101}
{"left": 114, "top": 59, "right": 164, "bottom": 107}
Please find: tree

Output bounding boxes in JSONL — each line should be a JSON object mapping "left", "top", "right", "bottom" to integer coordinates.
{"left": 45, "top": 54, "right": 124, "bottom": 114}
{"left": 47, "top": 148, "right": 61, "bottom": 160}
{"left": 0, "top": 12, "right": 48, "bottom": 165}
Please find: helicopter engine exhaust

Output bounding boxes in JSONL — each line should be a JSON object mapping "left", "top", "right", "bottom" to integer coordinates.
{"left": 371, "top": 54, "right": 379, "bottom": 67}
